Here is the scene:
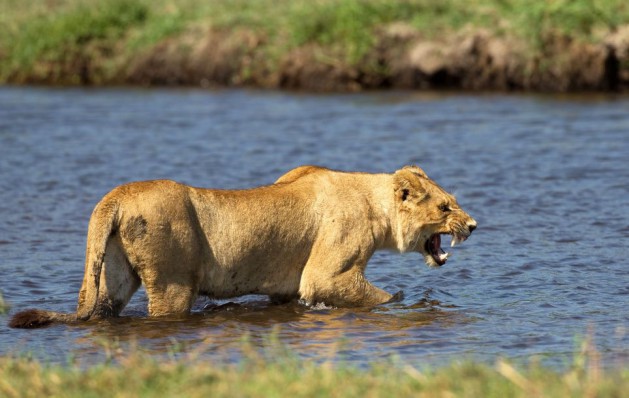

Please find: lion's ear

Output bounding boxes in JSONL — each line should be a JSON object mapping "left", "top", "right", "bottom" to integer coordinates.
{"left": 401, "top": 165, "right": 428, "bottom": 179}
{"left": 394, "top": 168, "right": 427, "bottom": 202}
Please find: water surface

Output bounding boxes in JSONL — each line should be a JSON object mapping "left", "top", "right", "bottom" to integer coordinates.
{"left": 0, "top": 87, "right": 628, "bottom": 368}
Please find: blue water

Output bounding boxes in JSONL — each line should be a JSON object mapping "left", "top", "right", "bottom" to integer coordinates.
{"left": 0, "top": 87, "right": 628, "bottom": 368}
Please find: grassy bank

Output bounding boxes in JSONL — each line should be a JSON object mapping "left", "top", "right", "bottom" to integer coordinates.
{"left": 1, "top": 0, "right": 628, "bottom": 90}
{"left": 1, "top": 346, "right": 628, "bottom": 398}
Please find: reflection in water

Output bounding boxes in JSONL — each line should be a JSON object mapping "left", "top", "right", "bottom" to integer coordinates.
{"left": 71, "top": 294, "right": 465, "bottom": 365}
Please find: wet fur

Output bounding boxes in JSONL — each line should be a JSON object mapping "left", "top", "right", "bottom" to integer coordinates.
{"left": 9, "top": 165, "right": 476, "bottom": 328}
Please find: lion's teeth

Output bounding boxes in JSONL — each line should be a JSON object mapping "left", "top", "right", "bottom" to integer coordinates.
{"left": 451, "top": 236, "right": 458, "bottom": 248}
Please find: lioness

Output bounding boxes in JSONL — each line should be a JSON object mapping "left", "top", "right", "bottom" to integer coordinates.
{"left": 9, "top": 165, "right": 476, "bottom": 328}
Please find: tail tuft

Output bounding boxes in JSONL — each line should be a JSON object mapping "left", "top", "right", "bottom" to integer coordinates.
{"left": 9, "top": 309, "right": 59, "bottom": 328}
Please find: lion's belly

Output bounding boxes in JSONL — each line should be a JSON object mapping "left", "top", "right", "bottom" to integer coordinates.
{"left": 201, "top": 257, "right": 305, "bottom": 299}
{"left": 199, "top": 248, "right": 309, "bottom": 299}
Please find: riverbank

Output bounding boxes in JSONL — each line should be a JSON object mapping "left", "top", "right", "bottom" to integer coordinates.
{"left": 1, "top": 339, "right": 627, "bottom": 398}
{"left": 1, "top": 0, "right": 628, "bottom": 92}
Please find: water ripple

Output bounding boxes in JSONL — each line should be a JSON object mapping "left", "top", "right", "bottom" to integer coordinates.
{"left": 0, "top": 88, "right": 628, "bottom": 369}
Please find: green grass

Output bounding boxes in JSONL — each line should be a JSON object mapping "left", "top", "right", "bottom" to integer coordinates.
{"left": 0, "top": 0, "right": 628, "bottom": 84}
{"left": 1, "top": 344, "right": 627, "bottom": 398}
{"left": 1, "top": 0, "right": 147, "bottom": 78}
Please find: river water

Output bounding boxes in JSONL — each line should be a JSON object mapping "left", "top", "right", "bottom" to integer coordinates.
{"left": 0, "top": 87, "right": 628, "bottom": 368}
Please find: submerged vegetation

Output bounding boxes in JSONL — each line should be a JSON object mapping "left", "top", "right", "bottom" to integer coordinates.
{"left": 0, "top": 292, "right": 8, "bottom": 315}
{"left": 1, "top": 0, "right": 628, "bottom": 90}
{"left": 0, "top": 337, "right": 627, "bottom": 398}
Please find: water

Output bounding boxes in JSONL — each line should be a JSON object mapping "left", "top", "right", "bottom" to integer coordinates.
{"left": 0, "top": 87, "right": 628, "bottom": 368}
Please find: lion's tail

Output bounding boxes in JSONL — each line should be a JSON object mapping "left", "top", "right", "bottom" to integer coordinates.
{"left": 9, "top": 309, "right": 76, "bottom": 328}
{"left": 75, "top": 198, "right": 120, "bottom": 321}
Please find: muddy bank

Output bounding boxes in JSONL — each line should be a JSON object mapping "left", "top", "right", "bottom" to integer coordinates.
{"left": 6, "top": 24, "right": 629, "bottom": 92}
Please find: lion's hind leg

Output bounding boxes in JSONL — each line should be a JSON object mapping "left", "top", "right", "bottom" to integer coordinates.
{"left": 144, "top": 281, "right": 197, "bottom": 317}
{"left": 78, "top": 236, "right": 141, "bottom": 319}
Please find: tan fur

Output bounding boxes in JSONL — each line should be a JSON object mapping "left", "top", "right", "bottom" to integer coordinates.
{"left": 9, "top": 165, "right": 476, "bottom": 328}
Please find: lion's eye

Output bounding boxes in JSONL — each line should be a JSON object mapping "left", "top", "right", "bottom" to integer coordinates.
{"left": 438, "top": 204, "right": 450, "bottom": 212}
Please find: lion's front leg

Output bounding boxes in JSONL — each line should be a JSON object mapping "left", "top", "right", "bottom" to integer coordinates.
{"left": 300, "top": 267, "right": 394, "bottom": 307}
{"left": 299, "top": 246, "right": 396, "bottom": 308}
{"left": 334, "top": 269, "right": 395, "bottom": 307}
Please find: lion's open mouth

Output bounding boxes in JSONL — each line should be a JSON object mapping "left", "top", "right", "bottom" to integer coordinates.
{"left": 425, "top": 234, "right": 448, "bottom": 266}
{"left": 424, "top": 233, "right": 468, "bottom": 266}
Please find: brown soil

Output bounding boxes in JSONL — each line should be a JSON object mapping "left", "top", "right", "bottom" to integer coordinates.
{"left": 370, "top": 24, "right": 629, "bottom": 92}
{"left": 8, "top": 24, "right": 629, "bottom": 92}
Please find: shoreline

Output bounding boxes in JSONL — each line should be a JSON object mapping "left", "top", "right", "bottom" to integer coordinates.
{"left": 3, "top": 25, "right": 629, "bottom": 93}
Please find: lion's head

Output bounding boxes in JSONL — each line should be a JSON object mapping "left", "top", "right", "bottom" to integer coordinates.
{"left": 393, "top": 165, "right": 477, "bottom": 267}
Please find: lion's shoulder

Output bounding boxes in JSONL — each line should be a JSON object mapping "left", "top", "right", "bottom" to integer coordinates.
{"left": 274, "top": 165, "right": 331, "bottom": 184}
{"left": 274, "top": 166, "right": 393, "bottom": 194}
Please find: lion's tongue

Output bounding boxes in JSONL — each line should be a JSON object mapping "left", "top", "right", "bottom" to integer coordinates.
{"left": 431, "top": 235, "right": 448, "bottom": 265}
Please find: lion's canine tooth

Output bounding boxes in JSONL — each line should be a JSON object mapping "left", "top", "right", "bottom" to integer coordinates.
{"left": 451, "top": 236, "right": 458, "bottom": 248}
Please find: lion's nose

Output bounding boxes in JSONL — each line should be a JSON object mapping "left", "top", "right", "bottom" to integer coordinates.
{"left": 468, "top": 223, "right": 477, "bottom": 234}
